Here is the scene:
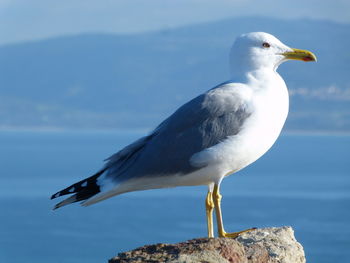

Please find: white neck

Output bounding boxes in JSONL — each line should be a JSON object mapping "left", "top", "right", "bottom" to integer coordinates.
{"left": 229, "top": 67, "right": 282, "bottom": 87}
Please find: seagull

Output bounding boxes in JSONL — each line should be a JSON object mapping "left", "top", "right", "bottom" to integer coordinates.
{"left": 51, "top": 32, "right": 316, "bottom": 238}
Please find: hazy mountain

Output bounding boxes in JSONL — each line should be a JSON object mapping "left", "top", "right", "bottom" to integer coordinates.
{"left": 0, "top": 17, "right": 349, "bottom": 132}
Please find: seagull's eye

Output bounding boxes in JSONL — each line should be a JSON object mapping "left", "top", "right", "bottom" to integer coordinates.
{"left": 262, "top": 42, "right": 270, "bottom": 48}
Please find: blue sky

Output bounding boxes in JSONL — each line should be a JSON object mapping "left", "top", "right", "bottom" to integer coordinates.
{"left": 0, "top": 0, "right": 349, "bottom": 45}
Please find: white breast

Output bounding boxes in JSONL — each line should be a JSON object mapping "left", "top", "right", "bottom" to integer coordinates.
{"left": 191, "top": 72, "right": 289, "bottom": 177}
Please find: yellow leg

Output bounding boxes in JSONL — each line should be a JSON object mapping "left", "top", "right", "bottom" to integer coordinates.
{"left": 205, "top": 190, "right": 215, "bottom": 238}
{"left": 213, "top": 184, "right": 256, "bottom": 238}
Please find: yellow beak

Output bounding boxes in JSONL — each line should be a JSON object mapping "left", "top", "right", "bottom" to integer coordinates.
{"left": 282, "top": 48, "right": 317, "bottom": 62}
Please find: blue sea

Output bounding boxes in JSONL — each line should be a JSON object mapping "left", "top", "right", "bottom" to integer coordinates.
{"left": 0, "top": 130, "right": 349, "bottom": 263}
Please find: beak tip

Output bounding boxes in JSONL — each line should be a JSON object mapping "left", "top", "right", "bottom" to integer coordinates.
{"left": 304, "top": 55, "right": 317, "bottom": 62}
{"left": 306, "top": 53, "right": 317, "bottom": 62}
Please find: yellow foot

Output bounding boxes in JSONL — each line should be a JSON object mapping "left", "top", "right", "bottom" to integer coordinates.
{"left": 219, "top": 227, "right": 257, "bottom": 238}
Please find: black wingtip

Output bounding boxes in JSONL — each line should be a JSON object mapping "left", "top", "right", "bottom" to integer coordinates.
{"left": 50, "top": 168, "right": 106, "bottom": 201}
{"left": 50, "top": 170, "right": 106, "bottom": 209}
{"left": 50, "top": 192, "right": 60, "bottom": 200}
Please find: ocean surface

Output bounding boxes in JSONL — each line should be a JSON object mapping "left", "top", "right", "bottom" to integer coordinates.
{"left": 0, "top": 130, "right": 349, "bottom": 263}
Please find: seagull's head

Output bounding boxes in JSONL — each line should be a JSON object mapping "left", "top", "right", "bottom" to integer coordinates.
{"left": 229, "top": 32, "right": 316, "bottom": 76}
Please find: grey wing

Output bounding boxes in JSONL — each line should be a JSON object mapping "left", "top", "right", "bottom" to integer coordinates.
{"left": 104, "top": 84, "right": 252, "bottom": 182}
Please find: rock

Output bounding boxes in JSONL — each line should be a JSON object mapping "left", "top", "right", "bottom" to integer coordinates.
{"left": 109, "top": 226, "right": 306, "bottom": 263}
{"left": 236, "top": 226, "right": 306, "bottom": 263}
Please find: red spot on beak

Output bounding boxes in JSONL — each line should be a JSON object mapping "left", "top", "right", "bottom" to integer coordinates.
{"left": 303, "top": 57, "right": 313, "bottom": 62}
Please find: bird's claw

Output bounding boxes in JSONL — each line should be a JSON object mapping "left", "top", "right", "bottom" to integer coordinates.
{"left": 219, "top": 227, "right": 257, "bottom": 238}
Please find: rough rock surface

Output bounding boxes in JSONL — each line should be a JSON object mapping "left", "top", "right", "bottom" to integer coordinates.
{"left": 109, "top": 226, "right": 306, "bottom": 263}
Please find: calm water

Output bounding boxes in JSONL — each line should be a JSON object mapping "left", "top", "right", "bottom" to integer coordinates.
{"left": 0, "top": 130, "right": 349, "bottom": 263}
